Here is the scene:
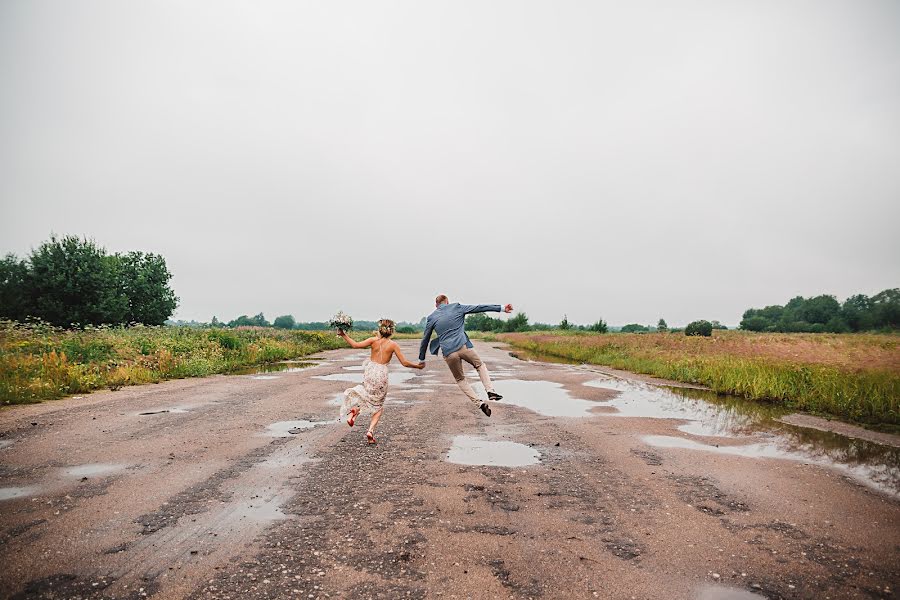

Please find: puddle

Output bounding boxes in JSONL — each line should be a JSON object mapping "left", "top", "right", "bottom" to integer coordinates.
{"left": 696, "top": 585, "right": 766, "bottom": 600}
{"left": 230, "top": 361, "right": 317, "bottom": 376}
{"left": 0, "top": 486, "right": 41, "bottom": 501}
{"left": 138, "top": 406, "right": 191, "bottom": 416}
{"left": 501, "top": 353, "right": 900, "bottom": 496}
{"left": 264, "top": 420, "right": 331, "bottom": 437}
{"left": 584, "top": 377, "right": 781, "bottom": 437}
{"left": 643, "top": 435, "right": 899, "bottom": 495}
{"left": 447, "top": 435, "right": 540, "bottom": 467}
{"left": 0, "top": 440, "right": 12, "bottom": 450}
{"left": 64, "top": 463, "right": 127, "bottom": 478}
{"left": 232, "top": 495, "right": 289, "bottom": 523}
{"left": 250, "top": 375, "right": 281, "bottom": 380}
{"left": 314, "top": 372, "right": 419, "bottom": 386}
{"left": 475, "top": 380, "right": 600, "bottom": 417}
{"left": 578, "top": 377, "right": 900, "bottom": 494}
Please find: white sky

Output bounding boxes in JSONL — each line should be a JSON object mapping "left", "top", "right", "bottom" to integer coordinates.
{"left": 2, "top": 1, "right": 898, "bottom": 326}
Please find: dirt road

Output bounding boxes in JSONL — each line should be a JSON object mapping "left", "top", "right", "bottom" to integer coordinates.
{"left": 1, "top": 342, "right": 897, "bottom": 600}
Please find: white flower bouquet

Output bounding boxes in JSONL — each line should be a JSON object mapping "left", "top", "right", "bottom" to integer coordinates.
{"left": 328, "top": 311, "right": 353, "bottom": 333}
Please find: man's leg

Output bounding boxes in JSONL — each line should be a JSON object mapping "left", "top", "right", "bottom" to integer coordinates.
{"left": 458, "top": 347, "right": 497, "bottom": 396}
{"left": 445, "top": 349, "right": 482, "bottom": 405}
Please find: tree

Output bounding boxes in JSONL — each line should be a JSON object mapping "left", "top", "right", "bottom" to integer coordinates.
{"left": 116, "top": 252, "right": 178, "bottom": 326}
{"left": 685, "top": 320, "right": 713, "bottom": 337}
{"left": 870, "top": 288, "right": 900, "bottom": 329}
{"left": 559, "top": 315, "right": 570, "bottom": 330}
{"left": 504, "top": 312, "right": 530, "bottom": 332}
{"left": 273, "top": 314, "right": 296, "bottom": 329}
{"left": 210, "top": 316, "right": 222, "bottom": 328}
{"left": 620, "top": 323, "right": 649, "bottom": 333}
{"left": 0, "top": 254, "right": 30, "bottom": 322}
{"left": 588, "top": 319, "right": 608, "bottom": 333}
{"left": 27, "top": 235, "right": 124, "bottom": 326}
{"left": 657, "top": 318, "right": 668, "bottom": 332}
{"left": 710, "top": 320, "right": 727, "bottom": 330}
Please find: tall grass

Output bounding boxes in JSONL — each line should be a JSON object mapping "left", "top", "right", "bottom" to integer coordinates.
{"left": 500, "top": 331, "right": 899, "bottom": 427}
{"left": 0, "top": 321, "right": 345, "bottom": 405}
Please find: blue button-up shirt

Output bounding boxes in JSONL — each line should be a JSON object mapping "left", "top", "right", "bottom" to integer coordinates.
{"left": 419, "top": 303, "right": 502, "bottom": 360}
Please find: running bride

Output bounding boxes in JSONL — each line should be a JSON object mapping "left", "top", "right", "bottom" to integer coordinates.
{"left": 336, "top": 319, "right": 424, "bottom": 444}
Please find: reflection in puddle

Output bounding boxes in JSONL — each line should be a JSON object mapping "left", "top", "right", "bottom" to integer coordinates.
{"left": 696, "top": 585, "right": 766, "bottom": 600}
{"left": 644, "top": 435, "right": 899, "bottom": 495}
{"left": 231, "top": 361, "right": 317, "bottom": 376}
{"left": 314, "top": 372, "right": 419, "bottom": 386}
{"left": 580, "top": 377, "right": 900, "bottom": 494}
{"left": 65, "top": 463, "right": 127, "bottom": 478}
{"left": 476, "top": 380, "right": 599, "bottom": 417}
{"left": 0, "top": 486, "right": 40, "bottom": 501}
{"left": 447, "top": 435, "right": 540, "bottom": 467}
{"left": 265, "top": 420, "right": 331, "bottom": 437}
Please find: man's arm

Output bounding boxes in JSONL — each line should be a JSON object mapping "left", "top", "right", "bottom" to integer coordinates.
{"left": 460, "top": 303, "right": 513, "bottom": 314}
{"left": 419, "top": 318, "right": 436, "bottom": 361}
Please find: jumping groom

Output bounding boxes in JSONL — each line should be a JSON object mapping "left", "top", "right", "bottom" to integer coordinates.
{"left": 419, "top": 294, "right": 513, "bottom": 416}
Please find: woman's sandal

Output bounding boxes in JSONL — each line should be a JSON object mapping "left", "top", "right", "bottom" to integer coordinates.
{"left": 347, "top": 407, "right": 360, "bottom": 427}
{"left": 366, "top": 431, "right": 377, "bottom": 445}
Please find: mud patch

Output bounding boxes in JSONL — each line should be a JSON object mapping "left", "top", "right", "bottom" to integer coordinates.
{"left": 668, "top": 474, "right": 750, "bottom": 515}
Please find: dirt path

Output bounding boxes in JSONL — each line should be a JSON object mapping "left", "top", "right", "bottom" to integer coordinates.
{"left": 1, "top": 342, "right": 897, "bottom": 600}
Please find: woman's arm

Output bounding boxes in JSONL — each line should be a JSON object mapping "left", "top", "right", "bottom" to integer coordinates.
{"left": 339, "top": 330, "right": 376, "bottom": 349}
{"left": 392, "top": 342, "right": 425, "bottom": 369}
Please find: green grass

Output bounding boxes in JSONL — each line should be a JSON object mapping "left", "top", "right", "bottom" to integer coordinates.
{"left": 0, "top": 321, "right": 346, "bottom": 405}
{"left": 499, "top": 331, "right": 899, "bottom": 428}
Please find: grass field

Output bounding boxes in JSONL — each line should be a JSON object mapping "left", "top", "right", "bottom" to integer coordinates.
{"left": 0, "top": 321, "right": 346, "bottom": 405}
{"left": 496, "top": 330, "right": 899, "bottom": 428}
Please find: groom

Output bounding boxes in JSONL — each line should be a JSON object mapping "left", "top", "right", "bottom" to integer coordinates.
{"left": 419, "top": 294, "right": 513, "bottom": 417}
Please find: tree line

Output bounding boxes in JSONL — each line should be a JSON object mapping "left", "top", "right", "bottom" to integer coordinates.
{"left": 0, "top": 235, "right": 178, "bottom": 327}
{"left": 739, "top": 289, "right": 899, "bottom": 333}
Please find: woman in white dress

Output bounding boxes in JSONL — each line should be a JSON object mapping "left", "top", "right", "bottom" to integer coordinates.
{"left": 337, "top": 319, "right": 424, "bottom": 444}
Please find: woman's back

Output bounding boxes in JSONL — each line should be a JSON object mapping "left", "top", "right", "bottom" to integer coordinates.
{"left": 369, "top": 337, "right": 396, "bottom": 365}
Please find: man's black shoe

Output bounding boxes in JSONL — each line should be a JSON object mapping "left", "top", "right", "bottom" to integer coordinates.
{"left": 480, "top": 402, "right": 492, "bottom": 417}
{"left": 487, "top": 391, "right": 503, "bottom": 401}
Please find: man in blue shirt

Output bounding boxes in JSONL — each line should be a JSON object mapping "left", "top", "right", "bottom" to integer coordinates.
{"left": 419, "top": 294, "right": 514, "bottom": 416}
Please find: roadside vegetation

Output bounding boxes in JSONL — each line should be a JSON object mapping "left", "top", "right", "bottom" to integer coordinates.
{"left": 0, "top": 321, "right": 344, "bottom": 405}
{"left": 498, "top": 330, "right": 899, "bottom": 429}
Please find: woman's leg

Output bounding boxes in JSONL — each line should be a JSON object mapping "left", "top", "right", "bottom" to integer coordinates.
{"left": 368, "top": 407, "right": 384, "bottom": 433}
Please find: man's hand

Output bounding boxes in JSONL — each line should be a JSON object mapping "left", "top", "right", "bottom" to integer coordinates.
{"left": 504, "top": 304, "right": 513, "bottom": 313}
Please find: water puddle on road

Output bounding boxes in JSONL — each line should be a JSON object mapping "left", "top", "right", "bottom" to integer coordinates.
{"left": 447, "top": 435, "right": 540, "bottom": 467}
{"left": 64, "top": 463, "right": 127, "bottom": 478}
{"left": 264, "top": 420, "right": 332, "bottom": 437}
{"left": 696, "top": 585, "right": 766, "bottom": 600}
{"left": 477, "top": 380, "right": 599, "bottom": 417}
{"left": 232, "top": 495, "right": 289, "bottom": 524}
{"left": 137, "top": 406, "right": 192, "bottom": 416}
{"left": 0, "top": 486, "right": 41, "bottom": 501}
{"left": 0, "top": 440, "right": 12, "bottom": 450}
{"left": 230, "top": 361, "right": 317, "bottom": 376}
{"left": 506, "top": 353, "right": 900, "bottom": 495}
{"left": 582, "top": 377, "right": 900, "bottom": 494}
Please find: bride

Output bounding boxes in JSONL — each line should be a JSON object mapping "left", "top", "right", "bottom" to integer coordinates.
{"left": 337, "top": 319, "right": 424, "bottom": 444}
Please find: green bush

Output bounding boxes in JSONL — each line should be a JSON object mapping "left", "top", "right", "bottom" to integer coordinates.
{"left": 685, "top": 320, "right": 713, "bottom": 337}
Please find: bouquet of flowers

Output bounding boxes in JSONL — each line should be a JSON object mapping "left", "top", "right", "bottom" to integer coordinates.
{"left": 328, "top": 311, "right": 353, "bottom": 333}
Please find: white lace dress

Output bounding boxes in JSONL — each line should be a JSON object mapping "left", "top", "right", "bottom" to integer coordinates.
{"left": 340, "top": 360, "right": 389, "bottom": 419}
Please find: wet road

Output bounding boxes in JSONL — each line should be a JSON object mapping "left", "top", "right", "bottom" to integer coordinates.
{"left": 0, "top": 341, "right": 898, "bottom": 600}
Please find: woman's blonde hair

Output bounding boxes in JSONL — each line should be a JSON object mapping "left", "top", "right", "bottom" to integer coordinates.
{"left": 378, "top": 319, "right": 396, "bottom": 338}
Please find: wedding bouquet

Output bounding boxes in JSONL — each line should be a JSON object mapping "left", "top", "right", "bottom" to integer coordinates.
{"left": 328, "top": 311, "right": 353, "bottom": 332}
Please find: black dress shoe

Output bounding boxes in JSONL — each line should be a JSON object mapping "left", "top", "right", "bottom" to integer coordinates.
{"left": 479, "top": 402, "right": 492, "bottom": 417}
{"left": 487, "top": 391, "right": 503, "bottom": 401}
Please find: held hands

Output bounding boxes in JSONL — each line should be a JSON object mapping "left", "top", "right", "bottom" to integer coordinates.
{"left": 503, "top": 304, "right": 514, "bottom": 313}
{"left": 416, "top": 361, "right": 426, "bottom": 369}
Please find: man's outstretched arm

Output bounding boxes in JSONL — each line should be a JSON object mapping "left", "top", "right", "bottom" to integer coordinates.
{"left": 461, "top": 303, "right": 514, "bottom": 314}
{"left": 419, "top": 318, "right": 436, "bottom": 361}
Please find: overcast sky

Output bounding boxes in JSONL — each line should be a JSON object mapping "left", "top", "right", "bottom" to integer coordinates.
{"left": 1, "top": 1, "right": 898, "bottom": 326}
